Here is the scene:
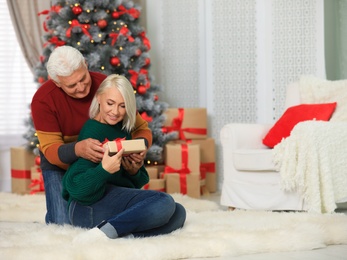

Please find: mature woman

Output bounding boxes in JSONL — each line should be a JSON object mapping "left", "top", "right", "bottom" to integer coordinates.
{"left": 62, "top": 74, "right": 186, "bottom": 239}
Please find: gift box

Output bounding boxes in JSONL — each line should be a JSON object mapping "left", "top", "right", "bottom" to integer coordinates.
{"left": 165, "top": 173, "right": 201, "bottom": 199}
{"left": 163, "top": 108, "right": 208, "bottom": 140}
{"left": 30, "top": 166, "right": 45, "bottom": 195}
{"left": 143, "top": 179, "right": 165, "bottom": 192}
{"left": 163, "top": 143, "right": 201, "bottom": 198}
{"left": 107, "top": 139, "right": 146, "bottom": 156}
{"left": 145, "top": 166, "right": 159, "bottom": 179}
{"left": 11, "top": 147, "right": 36, "bottom": 194}
{"left": 168, "top": 138, "right": 217, "bottom": 193}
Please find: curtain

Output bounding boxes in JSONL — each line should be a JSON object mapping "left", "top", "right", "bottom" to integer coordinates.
{"left": 324, "top": 0, "right": 347, "bottom": 80}
{"left": 6, "top": 0, "right": 50, "bottom": 72}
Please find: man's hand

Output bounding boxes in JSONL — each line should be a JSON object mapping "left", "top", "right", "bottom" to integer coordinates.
{"left": 75, "top": 138, "right": 104, "bottom": 163}
{"left": 127, "top": 149, "right": 147, "bottom": 164}
{"left": 122, "top": 150, "right": 146, "bottom": 175}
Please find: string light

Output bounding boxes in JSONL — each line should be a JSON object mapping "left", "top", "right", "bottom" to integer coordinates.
{"left": 101, "top": 66, "right": 105, "bottom": 70}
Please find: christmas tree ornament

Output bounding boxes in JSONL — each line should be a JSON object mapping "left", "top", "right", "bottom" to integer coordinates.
{"left": 35, "top": 155, "right": 41, "bottom": 166}
{"left": 97, "top": 19, "right": 108, "bottom": 29}
{"left": 38, "top": 77, "right": 45, "bottom": 83}
{"left": 137, "top": 85, "right": 147, "bottom": 95}
{"left": 110, "top": 57, "right": 120, "bottom": 66}
{"left": 154, "top": 94, "right": 159, "bottom": 101}
{"left": 72, "top": 5, "right": 82, "bottom": 15}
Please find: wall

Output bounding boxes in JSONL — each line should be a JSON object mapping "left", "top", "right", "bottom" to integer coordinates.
{"left": 146, "top": 0, "right": 325, "bottom": 191}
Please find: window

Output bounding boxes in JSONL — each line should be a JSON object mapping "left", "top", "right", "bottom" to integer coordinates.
{"left": 0, "top": 0, "right": 37, "bottom": 140}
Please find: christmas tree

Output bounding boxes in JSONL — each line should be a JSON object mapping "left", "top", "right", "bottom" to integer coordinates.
{"left": 24, "top": 0, "right": 177, "bottom": 164}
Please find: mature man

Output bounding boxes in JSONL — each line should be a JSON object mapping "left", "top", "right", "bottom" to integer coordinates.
{"left": 31, "top": 46, "right": 152, "bottom": 225}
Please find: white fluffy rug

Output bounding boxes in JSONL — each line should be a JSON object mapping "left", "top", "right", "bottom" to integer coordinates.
{"left": 1, "top": 192, "right": 347, "bottom": 260}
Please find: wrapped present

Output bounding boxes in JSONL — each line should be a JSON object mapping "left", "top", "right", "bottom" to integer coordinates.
{"left": 163, "top": 143, "right": 201, "bottom": 198}
{"left": 107, "top": 138, "right": 146, "bottom": 156}
{"left": 30, "top": 166, "right": 45, "bottom": 195}
{"left": 168, "top": 138, "right": 217, "bottom": 193}
{"left": 145, "top": 166, "right": 159, "bottom": 179}
{"left": 143, "top": 179, "right": 165, "bottom": 192}
{"left": 11, "top": 147, "right": 36, "bottom": 194}
{"left": 162, "top": 108, "right": 207, "bottom": 140}
{"left": 165, "top": 173, "right": 200, "bottom": 199}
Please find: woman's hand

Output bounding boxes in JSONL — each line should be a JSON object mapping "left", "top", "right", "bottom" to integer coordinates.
{"left": 101, "top": 146, "right": 124, "bottom": 174}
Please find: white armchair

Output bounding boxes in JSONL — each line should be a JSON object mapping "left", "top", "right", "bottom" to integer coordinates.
{"left": 220, "top": 78, "right": 347, "bottom": 212}
{"left": 220, "top": 82, "right": 308, "bottom": 211}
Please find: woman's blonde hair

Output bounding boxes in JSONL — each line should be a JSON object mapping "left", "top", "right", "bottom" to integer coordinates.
{"left": 89, "top": 74, "right": 136, "bottom": 132}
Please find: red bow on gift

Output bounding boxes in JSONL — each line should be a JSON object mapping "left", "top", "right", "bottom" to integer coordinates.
{"left": 163, "top": 144, "right": 191, "bottom": 194}
{"left": 29, "top": 171, "right": 45, "bottom": 195}
{"left": 162, "top": 108, "right": 207, "bottom": 140}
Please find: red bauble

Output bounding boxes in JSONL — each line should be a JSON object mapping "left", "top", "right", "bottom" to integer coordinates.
{"left": 144, "top": 58, "right": 151, "bottom": 66}
{"left": 110, "top": 57, "right": 120, "bottom": 66}
{"left": 112, "top": 11, "right": 120, "bottom": 19}
{"left": 38, "top": 77, "right": 45, "bottom": 83}
{"left": 72, "top": 6, "right": 82, "bottom": 15}
{"left": 35, "top": 156, "right": 41, "bottom": 166}
{"left": 97, "top": 19, "right": 108, "bottom": 29}
{"left": 137, "top": 86, "right": 147, "bottom": 95}
{"left": 154, "top": 95, "right": 158, "bottom": 101}
{"left": 134, "top": 49, "right": 142, "bottom": 56}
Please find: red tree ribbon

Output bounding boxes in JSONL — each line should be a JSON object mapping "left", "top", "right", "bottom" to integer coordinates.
{"left": 114, "top": 5, "right": 140, "bottom": 19}
{"left": 128, "top": 69, "right": 149, "bottom": 88}
{"left": 139, "top": 31, "right": 151, "bottom": 50}
{"left": 66, "top": 19, "right": 92, "bottom": 39}
{"left": 164, "top": 144, "right": 191, "bottom": 194}
{"left": 43, "top": 36, "right": 66, "bottom": 47}
{"left": 162, "top": 108, "right": 207, "bottom": 139}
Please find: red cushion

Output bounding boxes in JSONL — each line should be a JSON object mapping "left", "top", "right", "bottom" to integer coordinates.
{"left": 262, "top": 102, "right": 337, "bottom": 148}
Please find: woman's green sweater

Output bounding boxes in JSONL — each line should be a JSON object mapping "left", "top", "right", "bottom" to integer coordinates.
{"left": 62, "top": 119, "right": 149, "bottom": 206}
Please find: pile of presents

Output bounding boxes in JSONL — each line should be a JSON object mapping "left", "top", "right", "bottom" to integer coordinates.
{"left": 144, "top": 108, "right": 216, "bottom": 198}
{"left": 10, "top": 107, "right": 216, "bottom": 199}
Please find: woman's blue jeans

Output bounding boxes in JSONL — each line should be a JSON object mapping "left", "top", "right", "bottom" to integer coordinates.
{"left": 42, "top": 169, "right": 70, "bottom": 225}
{"left": 68, "top": 185, "right": 186, "bottom": 237}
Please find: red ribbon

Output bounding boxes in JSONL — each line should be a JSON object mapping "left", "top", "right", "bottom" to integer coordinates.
{"left": 200, "top": 162, "right": 216, "bottom": 180}
{"left": 11, "top": 169, "right": 31, "bottom": 179}
{"left": 162, "top": 108, "right": 207, "bottom": 139}
{"left": 139, "top": 31, "right": 151, "bottom": 50}
{"left": 114, "top": 5, "right": 140, "bottom": 19}
{"left": 109, "top": 27, "right": 134, "bottom": 46}
{"left": 164, "top": 144, "right": 191, "bottom": 194}
{"left": 29, "top": 173, "right": 45, "bottom": 195}
{"left": 128, "top": 69, "right": 149, "bottom": 89}
{"left": 66, "top": 19, "right": 92, "bottom": 39}
{"left": 143, "top": 183, "right": 165, "bottom": 192}
{"left": 43, "top": 36, "right": 66, "bottom": 47}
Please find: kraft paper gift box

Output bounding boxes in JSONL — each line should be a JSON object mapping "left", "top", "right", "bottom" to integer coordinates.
{"left": 145, "top": 166, "right": 159, "bottom": 179}
{"left": 163, "top": 143, "right": 201, "bottom": 198}
{"left": 107, "top": 139, "right": 146, "bottom": 156}
{"left": 168, "top": 138, "right": 217, "bottom": 193}
{"left": 143, "top": 179, "right": 165, "bottom": 192}
{"left": 163, "top": 108, "right": 208, "bottom": 140}
{"left": 11, "top": 147, "right": 36, "bottom": 194}
{"left": 30, "top": 166, "right": 45, "bottom": 195}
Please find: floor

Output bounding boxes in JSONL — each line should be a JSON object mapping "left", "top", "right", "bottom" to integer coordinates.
{"left": 195, "top": 192, "right": 347, "bottom": 260}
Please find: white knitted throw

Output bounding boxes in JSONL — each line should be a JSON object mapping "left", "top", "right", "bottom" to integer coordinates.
{"left": 273, "top": 121, "right": 347, "bottom": 213}
{"left": 299, "top": 75, "right": 347, "bottom": 121}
